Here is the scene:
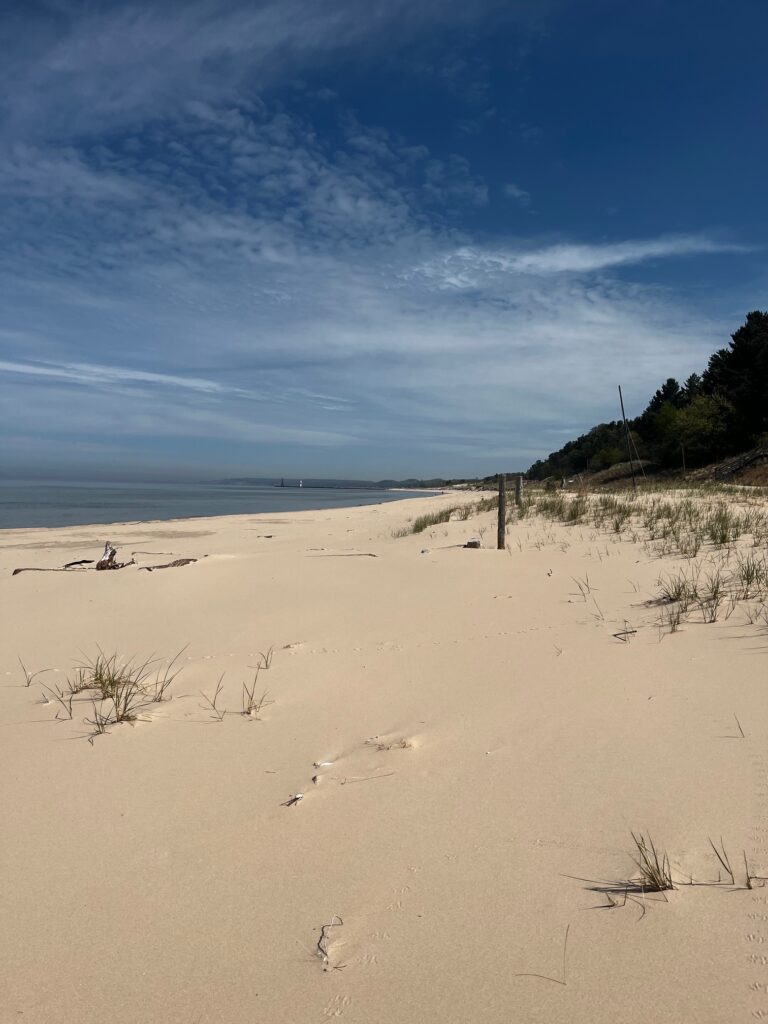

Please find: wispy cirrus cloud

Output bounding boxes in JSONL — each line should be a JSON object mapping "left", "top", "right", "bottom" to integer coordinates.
{"left": 0, "top": 143, "right": 143, "bottom": 201}
{"left": 0, "top": 2, "right": 755, "bottom": 479}
{"left": 0, "top": 359, "right": 249, "bottom": 395}
{"left": 504, "top": 182, "right": 531, "bottom": 205}
{"left": 412, "top": 236, "right": 747, "bottom": 288}
{"left": 0, "top": 0, "right": 536, "bottom": 139}
{"left": 0, "top": 94, "right": 740, "bottom": 476}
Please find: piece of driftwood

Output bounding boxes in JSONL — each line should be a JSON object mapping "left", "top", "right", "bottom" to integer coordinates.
{"left": 14, "top": 541, "right": 134, "bottom": 576}
{"left": 13, "top": 566, "right": 90, "bottom": 575}
{"left": 96, "top": 541, "right": 134, "bottom": 570}
{"left": 140, "top": 558, "right": 197, "bottom": 572}
{"left": 309, "top": 552, "right": 378, "bottom": 558}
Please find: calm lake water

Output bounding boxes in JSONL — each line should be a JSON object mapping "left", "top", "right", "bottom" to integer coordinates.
{"left": 0, "top": 480, "right": 438, "bottom": 530}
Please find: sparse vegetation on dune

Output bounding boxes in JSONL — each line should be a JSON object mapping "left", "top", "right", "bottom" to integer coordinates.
{"left": 22, "top": 644, "right": 277, "bottom": 740}
{"left": 518, "top": 483, "right": 768, "bottom": 559}
{"left": 241, "top": 666, "right": 273, "bottom": 718}
{"left": 56, "top": 649, "right": 186, "bottom": 737}
{"left": 394, "top": 478, "right": 767, "bottom": 646}
{"left": 502, "top": 481, "right": 768, "bottom": 635}
{"left": 578, "top": 832, "right": 763, "bottom": 918}
{"left": 391, "top": 495, "right": 499, "bottom": 537}
{"left": 411, "top": 508, "right": 455, "bottom": 533}
{"left": 392, "top": 482, "right": 768, "bottom": 635}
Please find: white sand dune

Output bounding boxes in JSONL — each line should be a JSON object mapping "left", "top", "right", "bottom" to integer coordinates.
{"left": 1, "top": 491, "right": 765, "bottom": 1022}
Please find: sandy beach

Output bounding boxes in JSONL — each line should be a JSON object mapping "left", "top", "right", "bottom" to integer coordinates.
{"left": 1, "top": 489, "right": 766, "bottom": 1023}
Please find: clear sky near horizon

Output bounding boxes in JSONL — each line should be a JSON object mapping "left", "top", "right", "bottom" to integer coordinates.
{"left": 0, "top": 0, "right": 765, "bottom": 481}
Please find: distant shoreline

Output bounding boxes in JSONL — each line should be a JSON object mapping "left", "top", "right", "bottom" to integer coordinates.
{"left": 0, "top": 481, "right": 443, "bottom": 532}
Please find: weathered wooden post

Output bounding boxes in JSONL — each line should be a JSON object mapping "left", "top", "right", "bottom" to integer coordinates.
{"left": 497, "top": 473, "right": 506, "bottom": 550}
{"left": 514, "top": 474, "right": 523, "bottom": 508}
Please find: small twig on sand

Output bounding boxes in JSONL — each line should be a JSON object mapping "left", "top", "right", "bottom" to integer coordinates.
{"left": 340, "top": 772, "right": 395, "bottom": 785}
{"left": 612, "top": 629, "right": 637, "bottom": 642}
{"left": 515, "top": 924, "right": 570, "bottom": 986}
{"left": 316, "top": 915, "right": 344, "bottom": 963}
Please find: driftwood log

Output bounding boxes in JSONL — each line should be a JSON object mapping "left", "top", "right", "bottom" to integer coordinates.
{"left": 13, "top": 542, "right": 196, "bottom": 576}
{"left": 140, "top": 558, "right": 197, "bottom": 572}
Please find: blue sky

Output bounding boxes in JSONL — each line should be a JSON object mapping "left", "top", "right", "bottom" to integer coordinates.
{"left": 1, "top": 0, "right": 765, "bottom": 481}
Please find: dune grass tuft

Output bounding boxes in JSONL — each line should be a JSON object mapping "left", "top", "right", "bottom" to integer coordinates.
{"left": 200, "top": 675, "right": 226, "bottom": 722}
{"left": 630, "top": 832, "right": 674, "bottom": 891}
{"left": 19, "top": 658, "right": 50, "bottom": 688}
{"left": 30, "top": 648, "right": 187, "bottom": 739}
{"left": 241, "top": 670, "right": 274, "bottom": 718}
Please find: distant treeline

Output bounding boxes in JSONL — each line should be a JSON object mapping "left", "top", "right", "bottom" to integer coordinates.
{"left": 527, "top": 310, "right": 768, "bottom": 480}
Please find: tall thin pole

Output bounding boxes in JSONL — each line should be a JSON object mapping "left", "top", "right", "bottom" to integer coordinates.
{"left": 618, "top": 385, "right": 636, "bottom": 493}
{"left": 497, "top": 474, "right": 506, "bottom": 550}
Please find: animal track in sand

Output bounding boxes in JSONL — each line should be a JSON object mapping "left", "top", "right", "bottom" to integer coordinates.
{"left": 355, "top": 952, "right": 378, "bottom": 965}
{"left": 281, "top": 641, "right": 306, "bottom": 654}
{"left": 291, "top": 626, "right": 558, "bottom": 663}
{"left": 322, "top": 994, "right": 353, "bottom": 1018}
{"left": 376, "top": 640, "right": 403, "bottom": 652}
{"left": 366, "top": 735, "right": 414, "bottom": 752}
{"left": 386, "top": 884, "right": 412, "bottom": 912}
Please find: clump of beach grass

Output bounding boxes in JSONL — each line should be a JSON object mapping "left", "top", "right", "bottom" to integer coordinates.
{"left": 698, "top": 568, "right": 728, "bottom": 623}
{"left": 18, "top": 658, "right": 50, "bottom": 688}
{"left": 197, "top": 659, "right": 277, "bottom": 722}
{"left": 257, "top": 645, "right": 275, "bottom": 670}
{"left": 148, "top": 646, "right": 187, "bottom": 701}
{"left": 84, "top": 699, "right": 115, "bottom": 739}
{"left": 241, "top": 670, "right": 273, "bottom": 719}
{"left": 630, "top": 832, "right": 674, "bottom": 891}
{"left": 390, "top": 524, "right": 411, "bottom": 538}
{"left": 392, "top": 495, "right": 500, "bottom": 537}
{"left": 200, "top": 675, "right": 226, "bottom": 722}
{"left": 74, "top": 649, "right": 186, "bottom": 723}
{"left": 29, "top": 647, "right": 186, "bottom": 739}
{"left": 411, "top": 508, "right": 455, "bottom": 533}
{"left": 735, "top": 552, "right": 768, "bottom": 599}
{"left": 40, "top": 682, "right": 74, "bottom": 720}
